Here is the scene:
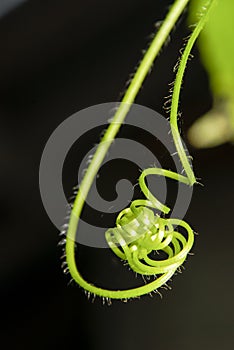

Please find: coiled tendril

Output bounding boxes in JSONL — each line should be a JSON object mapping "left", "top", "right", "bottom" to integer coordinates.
{"left": 63, "top": 0, "right": 216, "bottom": 301}
{"left": 105, "top": 171, "right": 194, "bottom": 282}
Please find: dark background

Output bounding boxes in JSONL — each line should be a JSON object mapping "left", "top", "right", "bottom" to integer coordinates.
{"left": 1, "top": 0, "right": 233, "bottom": 349}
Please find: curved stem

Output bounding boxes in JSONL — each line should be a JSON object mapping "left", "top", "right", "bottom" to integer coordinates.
{"left": 66, "top": 0, "right": 189, "bottom": 289}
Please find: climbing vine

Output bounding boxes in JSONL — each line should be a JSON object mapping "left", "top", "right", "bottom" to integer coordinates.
{"left": 61, "top": 0, "right": 216, "bottom": 301}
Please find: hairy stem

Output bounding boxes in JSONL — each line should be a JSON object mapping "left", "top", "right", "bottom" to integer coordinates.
{"left": 170, "top": 0, "right": 217, "bottom": 183}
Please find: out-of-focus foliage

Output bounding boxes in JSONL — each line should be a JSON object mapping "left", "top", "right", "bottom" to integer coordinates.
{"left": 188, "top": 0, "right": 234, "bottom": 148}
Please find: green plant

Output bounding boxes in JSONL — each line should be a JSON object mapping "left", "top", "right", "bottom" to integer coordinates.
{"left": 62, "top": 0, "right": 216, "bottom": 301}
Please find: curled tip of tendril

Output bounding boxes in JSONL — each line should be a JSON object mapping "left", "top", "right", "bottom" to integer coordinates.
{"left": 105, "top": 170, "right": 194, "bottom": 286}
{"left": 106, "top": 214, "right": 194, "bottom": 277}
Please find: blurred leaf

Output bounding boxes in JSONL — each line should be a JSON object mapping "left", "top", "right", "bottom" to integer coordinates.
{"left": 188, "top": 0, "right": 234, "bottom": 148}
{"left": 187, "top": 104, "right": 232, "bottom": 148}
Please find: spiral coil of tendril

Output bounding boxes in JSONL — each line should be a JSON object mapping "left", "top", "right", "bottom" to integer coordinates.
{"left": 105, "top": 169, "right": 194, "bottom": 280}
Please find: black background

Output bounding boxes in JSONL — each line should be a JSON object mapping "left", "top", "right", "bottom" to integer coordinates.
{"left": 1, "top": 0, "right": 234, "bottom": 349}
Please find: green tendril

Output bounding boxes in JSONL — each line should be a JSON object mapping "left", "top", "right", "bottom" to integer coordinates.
{"left": 63, "top": 0, "right": 216, "bottom": 301}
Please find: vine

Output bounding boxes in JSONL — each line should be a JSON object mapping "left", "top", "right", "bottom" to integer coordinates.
{"left": 61, "top": 0, "right": 216, "bottom": 301}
